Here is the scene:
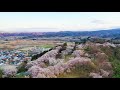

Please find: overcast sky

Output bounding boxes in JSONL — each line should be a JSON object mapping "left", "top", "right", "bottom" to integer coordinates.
{"left": 0, "top": 12, "right": 120, "bottom": 32}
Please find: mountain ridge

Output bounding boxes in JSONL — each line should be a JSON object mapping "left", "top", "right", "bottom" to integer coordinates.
{"left": 43, "top": 28, "right": 120, "bottom": 38}
{"left": 1, "top": 28, "right": 120, "bottom": 38}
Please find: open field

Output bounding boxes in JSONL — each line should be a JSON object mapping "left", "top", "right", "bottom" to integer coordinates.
{"left": 0, "top": 39, "right": 64, "bottom": 50}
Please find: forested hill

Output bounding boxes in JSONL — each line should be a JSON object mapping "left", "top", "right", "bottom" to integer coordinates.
{"left": 43, "top": 28, "right": 120, "bottom": 38}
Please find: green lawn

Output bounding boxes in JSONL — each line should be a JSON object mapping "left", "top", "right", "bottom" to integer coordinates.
{"left": 39, "top": 44, "right": 54, "bottom": 48}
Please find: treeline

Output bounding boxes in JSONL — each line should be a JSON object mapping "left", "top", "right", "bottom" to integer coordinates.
{"left": 31, "top": 48, "right": 53, "bottom": 61}
{"left": 75, "top": 37, "right": 120, "bottom": 44}
{"left": 31, "top": 43, "right": 67, "bottom": 61}
{"left": 100, "top": 46, "right": 120, "bottom": 77}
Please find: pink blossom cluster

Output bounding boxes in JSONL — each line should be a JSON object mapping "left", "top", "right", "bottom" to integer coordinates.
{"left": 89, "top": 69, "right": 110, "bottom": 78}
{"left": 26, "top": 46, "right": 62, "bottom": 69}
{"left": 94, "top": 52, "right": 113, "bottom": 74}
{"left": 27, "top": 62, "right": 62, "bottom": 78}
{"left": 99, "top": 62, "right": 112, "bottom": 71}
{"left": 2, "top": 65, "right": 17, "bottom": 78}
{"left": 27, "top": 57, "right": 92, "bottom": 78}
{"left": 72, "top": 50, "right": 85, "bottom": 57}
{"left": 76, "top": 44, "right": 84, "bottom": 49}
{"left": 100, "top": 69, "right": 110, "bottom": 77}
{"left": 89, "top": 73, "right": 102, "bottom": 78}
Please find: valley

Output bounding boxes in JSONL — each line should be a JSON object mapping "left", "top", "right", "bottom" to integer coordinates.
{"left": 0, "top": 30, "right": 120, "bottom": 78}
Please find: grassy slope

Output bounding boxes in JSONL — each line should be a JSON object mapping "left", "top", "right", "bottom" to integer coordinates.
{"left": 100, "top": 46, "right": 120, "bottom": 78}
{"left": 58, "top": 63, "right": 97, "bottom": 78}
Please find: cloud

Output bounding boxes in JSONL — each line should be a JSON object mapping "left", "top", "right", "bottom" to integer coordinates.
{"left": 91, "top": 19, "right": 105, "bottom": 24}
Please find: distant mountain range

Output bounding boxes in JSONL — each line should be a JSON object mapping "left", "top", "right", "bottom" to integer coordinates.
{"left": 43, "top": 28, "right": 120, "bottom": 38}
{"left": 0, "top": 32, "right": 43, "bottom": 37}
{"left": 1, "top": 28, "right": 120, "bottom": 38}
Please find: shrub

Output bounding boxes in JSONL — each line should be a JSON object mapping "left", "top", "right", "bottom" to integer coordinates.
{"left": 15, "top": 72, "right": 30, "bottom": 78}
{"left": 95, "top": 52, "right": 108, "bottom": 63}
{"left": 63, "top": 42, "right": 67, "bottom": 47}
{"left": 17, "top": 61, "right": 28, "bottom": 73}
{"left": 0, "top": 69, "right": 3, "bottom": 78}
{"left": 72, "top": 50, "right": 85, "bottom": 57}
{"left": 89, "top": 73, "right": 102, "bottom": 78}
{"left": 110, "top": 59, "right": 120, "bottom": 78}
{"left": 100, "top": 45, "right": 120, "bottom": 77}
{"left": 2, "top": 65, "right": 17, "bottom": 78}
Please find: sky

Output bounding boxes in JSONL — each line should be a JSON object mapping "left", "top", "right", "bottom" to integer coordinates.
{"left": 0, "top": 12, "right": 120, "bottom": 32}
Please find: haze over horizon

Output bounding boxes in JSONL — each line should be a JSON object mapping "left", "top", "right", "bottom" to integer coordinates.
{"left": 0, "top": 12, "right": 120, "bottom": 32}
